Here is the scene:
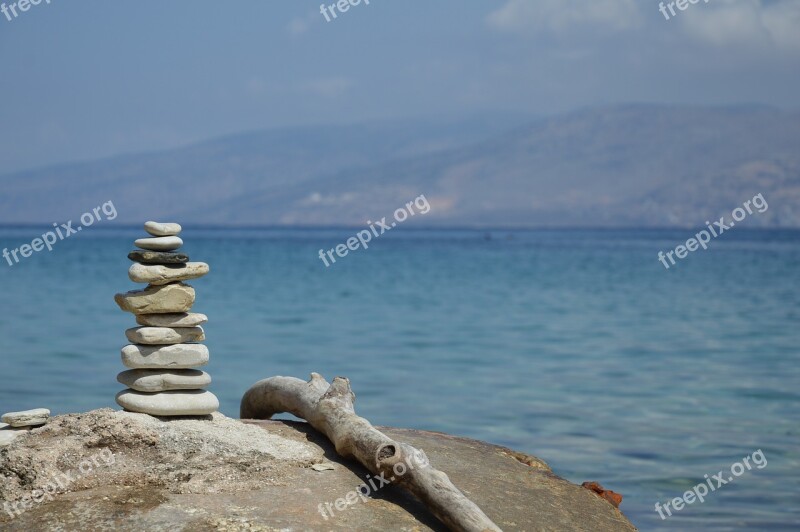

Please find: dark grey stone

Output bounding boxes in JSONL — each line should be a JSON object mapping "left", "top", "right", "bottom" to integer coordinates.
{"left": 128, "top": 250, "right": 189, "bottom": 264}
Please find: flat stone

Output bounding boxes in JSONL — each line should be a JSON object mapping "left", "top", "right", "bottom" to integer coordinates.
{"left": 117, "top": 369, "right": 212, "bottom": 392}
{"left": 121, "top": 343, "right": 209, "bottom": 369}
{"left": 128, "top": 262, "right": 209, "bottom": 285}
{"left": 128, "top": 250, "right": 189, "bottom": 264}
{"left": 144, "top": 221, "right": 182, "bottom": 237}
{"left": 115, "top": 283, "right": 195, "bottom": 315}
{"left": 125, "top": 326, "right": 205, "bottom": 345}
{"left": 134, "top": 236, "right": 183, "bottom": 252}
{"left": 136, "top": 312, "right": 208, "bottom": 328}
{"left": 2, "top": 408, "right": 50, "bottom": 427}
{"left": 116, "top": 390, "right": 219, "bottom": 416}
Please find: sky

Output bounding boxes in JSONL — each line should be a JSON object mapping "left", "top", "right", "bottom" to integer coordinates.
{"left": 0, "top": 0, "right": 798, "bottom": 173}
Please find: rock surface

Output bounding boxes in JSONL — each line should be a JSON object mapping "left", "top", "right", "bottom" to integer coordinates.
{"left": 1, "top": 409, "right": 50, "bottom": 427}
{"left": 0, "top": 409, "right": 638, "bottom": 531}
{"left": 128, "top": 262, "right": 209, "bottom": 286}
{"left": 125, "top": 326, "right": 205, "bottom": 345}
{"left": 116, "top": 390, "right": 219, "bottom": 416}
{"left": 121, "top": 344, "right": 209, "bottom": 369}
{"left": 117, "top": 369, "right": 212, "bottom": 392}
{"left": 136, "top": 312, "right": 208, "bottom": 328}
{"left": 133, "top": 236, "right": 183, "bottom": 251}
{"left": 0, "top": 424, "right": 31, "bottom": 447}
{"left": 114, "top": 283, "right": 195, "bottom": 315}
{"left": 144, "top": 221, "right": 182, "bottom": 237}
{"left": 128, "top": 250, "right": 189, "bottom": 264}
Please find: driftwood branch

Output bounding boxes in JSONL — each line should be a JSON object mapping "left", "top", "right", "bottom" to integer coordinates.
{"left": 241, "top": 373, "right": 502, "bottom": 532}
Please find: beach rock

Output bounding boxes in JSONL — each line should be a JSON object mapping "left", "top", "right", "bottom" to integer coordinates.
{"left": 121, "top": 344, "right": 209, "bottom": 369}
{"left": 1, "top": 408, "right": 50, "bottom": 427}
{"left": 136, "top": 312, "right": 208, "bottom": 328}
{"left": 0, "top": 409, "right": 638, "bottom": 531}
{"left": 128, "top": 262, "right": 209, "bottom": 285}
{"left": 134, "top": 236, "right": 183, "bottom": 252}
{"left": 144, "top": 221, "right": 182, "bottom": 237}
{"left": 117, "top": 369, "right": 212, "bottom": 392}
{"left": 0, "top": 422, "right": 30, "bottom": 448}
{"left": 128, "top": 250, "right": 189, "bottom": 264}
{"left": 125, "top": 327, "right": 205, "bottom": 345}
{"left": 114, "top": 283, "right": 195, "bottom": 315}
{"left": 116, "top": 390, "right": 219, "bottom": 416}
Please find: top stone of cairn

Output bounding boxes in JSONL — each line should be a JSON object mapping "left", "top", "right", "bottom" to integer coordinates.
{"left": 144, "top": 221, "right": 182, "bottom": 237}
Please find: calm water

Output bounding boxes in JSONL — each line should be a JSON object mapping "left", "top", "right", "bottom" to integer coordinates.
{"left": 0, "top": 227, "right": 798, "bottom": 530}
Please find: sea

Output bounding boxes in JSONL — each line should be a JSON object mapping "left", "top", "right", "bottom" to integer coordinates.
{"left": 0, "top": 226, "right": 798, "bottom": 531}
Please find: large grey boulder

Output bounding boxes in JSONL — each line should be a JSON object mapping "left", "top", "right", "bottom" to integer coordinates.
{"left": 0, "top": 409, "right": 637, "bottom": 531}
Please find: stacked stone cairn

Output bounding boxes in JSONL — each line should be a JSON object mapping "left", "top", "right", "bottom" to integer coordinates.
{"left": 114, "top": 221, "right": 219, "bottom": 417}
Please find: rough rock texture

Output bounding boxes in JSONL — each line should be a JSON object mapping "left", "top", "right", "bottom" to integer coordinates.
{"left": 0, "top": 409, "right": 638, "bottom": 531}
{"left": 129, "top": 263, "right": 209, "bottom": 286}
{"left": 121, "top": 344, "right": 209, "bottom": 369}
{"left": 115, "top": 283, "right": 195, "bottom": 315}
{"left": 125, "top": 326, "right": 205, "bottom": 345}
{"left": 136, "top": 313, "right": 208, "bottom": 328}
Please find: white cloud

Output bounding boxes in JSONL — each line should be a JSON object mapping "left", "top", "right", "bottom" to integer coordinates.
{"left": 301, "top": 192, "right": 357, "bottom": 206}
{"left": 679, "top": 0, "right": 800, "bottom": 50}
{"left": 488, "top": 0, "right": 643, "bottom": 33}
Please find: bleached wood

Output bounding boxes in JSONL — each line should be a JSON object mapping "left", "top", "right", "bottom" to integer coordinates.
{"left": 241, "top": 373, "right": 502, "bottom": 532}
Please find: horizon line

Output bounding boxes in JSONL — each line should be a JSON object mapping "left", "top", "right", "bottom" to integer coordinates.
{"left": 0, "top": 223, "right": 798, "bottom": 233}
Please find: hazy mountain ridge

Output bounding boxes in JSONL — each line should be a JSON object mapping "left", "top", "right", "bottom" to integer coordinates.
{"left": 1, "top": 105, "right": 798, "bottom": 227}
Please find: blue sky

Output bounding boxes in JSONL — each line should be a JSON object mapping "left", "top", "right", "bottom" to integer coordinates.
{"left": 0, "top": 0, "right": 798, "bottom": 173}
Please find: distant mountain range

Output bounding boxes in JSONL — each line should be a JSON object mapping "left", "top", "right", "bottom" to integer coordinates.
{"left": 2, "top": 105, "right": 798, "bottom": 228}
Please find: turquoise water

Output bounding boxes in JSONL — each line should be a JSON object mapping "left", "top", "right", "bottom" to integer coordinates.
{"left": 1, "top": 227, "right": 798, "bottom": 530}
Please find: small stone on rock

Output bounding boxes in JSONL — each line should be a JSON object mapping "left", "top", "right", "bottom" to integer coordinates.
{"left": 2, "top": 408, "right": 50, "bottom": 427}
